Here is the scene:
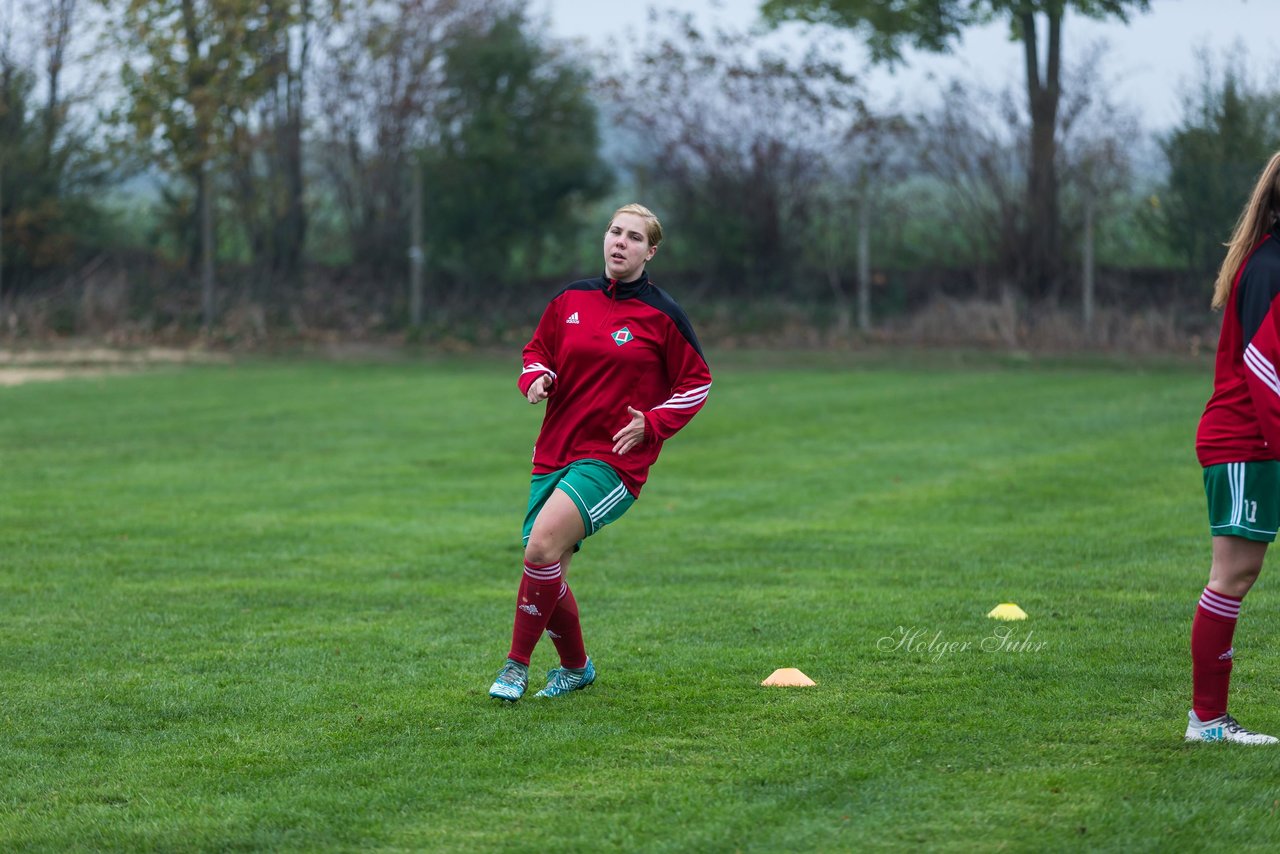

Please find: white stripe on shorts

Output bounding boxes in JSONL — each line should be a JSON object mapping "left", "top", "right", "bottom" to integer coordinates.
{"left": 1223, "top": 460, "right": 1244, "bottom": 527}
{"left": 589, "top": 482, "right": 628, "bottom": 522}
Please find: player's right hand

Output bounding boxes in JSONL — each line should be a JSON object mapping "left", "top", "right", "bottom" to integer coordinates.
{"left": 527, "top": 374, "right": 552, "bottom": 404}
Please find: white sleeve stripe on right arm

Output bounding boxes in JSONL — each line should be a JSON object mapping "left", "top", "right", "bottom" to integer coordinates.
{"left": 1245, "top": 344, "right": 1280, "bottom": 397}
{"left": 653, "top": 383, "right": 711, "bottom": 411}
{"left": 522, "top": 363, "right": 558, "bottom": 379}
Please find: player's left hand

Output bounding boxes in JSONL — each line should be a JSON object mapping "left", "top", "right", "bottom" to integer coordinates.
{"left": 612, "top": 406, "right": 647, "bottom": 455}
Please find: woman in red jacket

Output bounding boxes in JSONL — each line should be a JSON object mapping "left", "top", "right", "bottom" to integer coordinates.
{"left": 1190, "top": 152, "right": 1280, "bottom": 744}
{"left": 489, "top": 204, "right": 712, "bottom": 701}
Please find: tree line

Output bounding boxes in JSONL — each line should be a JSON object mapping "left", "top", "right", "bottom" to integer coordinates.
{"left": 1, "top": 0, "right": 1278, "bottom": 344}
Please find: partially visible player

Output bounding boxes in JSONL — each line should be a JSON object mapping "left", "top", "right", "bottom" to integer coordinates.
{"left": 488, "top": 203, "right": 712, "bottom": 702}
{"left": 1190, "top": 150, "right": 1280, "bottom": 744}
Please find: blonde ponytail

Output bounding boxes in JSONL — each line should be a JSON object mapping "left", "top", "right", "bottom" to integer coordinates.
{"left": 1213, "top": 151, "right": 1280, "bottom": 309}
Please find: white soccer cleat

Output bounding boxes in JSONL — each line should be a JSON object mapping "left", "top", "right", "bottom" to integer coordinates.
{"left": 1185, "top": 711, "right": 1279, "bottom": 744}
{"left": 488, "top": 659, "right": 529, "bottom": 702}
{"left": 534, "top": 657, "right": 596, "bottom": 698}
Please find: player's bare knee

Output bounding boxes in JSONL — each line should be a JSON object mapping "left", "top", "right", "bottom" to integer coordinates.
{"left": 1211, "top": 563, "right": 1262, "bottom": 598}
{"left": 523, "top": 537, "right": 560, "bottom": 567}
{"left": 1231, "top": 567, "right": 1262, "bottom": 597}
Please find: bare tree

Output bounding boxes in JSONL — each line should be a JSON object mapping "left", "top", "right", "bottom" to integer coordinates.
{"left": 38, "top": 0, "right": 75, "bottom": 161}
{"left": 601, "top": 10, "right": 865, "bottom": 296}
{"left": 913, "top": 41, "right": 1139, "bottom": 314}
{"left": 1055, "top": 42, "right": 1140, "bottom": 337}
{"left": 816, "top": 114, "right": 913, "bottom": 335}
{"left": 763, "top": 0, "right": 1152, "bottom": 300}
{"left": 310, "top": 0, "right": 496, "bottom": 274}
{"left": 914, "top": 79, "right": 1027, "bottom": 293}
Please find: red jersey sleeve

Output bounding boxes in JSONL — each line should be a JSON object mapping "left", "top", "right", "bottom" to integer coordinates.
{"left": 1242, "top": 289, "right": 1280, "bottom": 451}
{"left": 518, "top": 299, "right": 560, "bottom": 396}
{"left": 644, "top": 323, "right": 712, "bottom": 441}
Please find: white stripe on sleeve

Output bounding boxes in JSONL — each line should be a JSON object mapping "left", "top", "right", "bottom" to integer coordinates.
{"left": 654, "top": 382, "right": 711, "bottom": 411}
{"left": 522, "top": 363, "right": 558, "bottom": 380}
{"left": 1244, "top": 344, "right": 1280, "bottom": 396}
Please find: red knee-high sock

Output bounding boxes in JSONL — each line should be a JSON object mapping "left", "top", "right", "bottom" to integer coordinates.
{"left": 544, "top": 581, "right": 587, "bottom": 669}
{"left": 506, "top": 560, "right": 563, "bottom": 666}
{"left": 1191, "top": 586, "right": 1242, "bottom": 721}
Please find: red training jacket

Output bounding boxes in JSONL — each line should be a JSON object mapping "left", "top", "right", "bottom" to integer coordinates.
{"left": 1197, "top": 227, "right": 1280, "bottom": 465}
{"left": 518, "top": 271, "right": 712, "bottom": 495}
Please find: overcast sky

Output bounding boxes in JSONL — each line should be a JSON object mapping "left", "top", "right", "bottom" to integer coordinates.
{"left": 537, "top": 0, "right": 1276, "bottom": 131}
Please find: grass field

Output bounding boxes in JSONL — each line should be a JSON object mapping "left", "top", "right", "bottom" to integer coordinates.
{"left": 2, "top": 351, "right": 1278, "bottom": 851}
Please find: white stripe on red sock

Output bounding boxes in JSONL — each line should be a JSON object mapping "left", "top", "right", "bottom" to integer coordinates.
{"left": 523, "top": 561, "right": 562, "bottom": 582}
{"left": 1200, "top": 587, "right": 1241, "bottom": 620}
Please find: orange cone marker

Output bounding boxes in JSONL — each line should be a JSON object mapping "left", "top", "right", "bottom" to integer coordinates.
{"left": 761, "top": 668, "right": 816, "bottom": 687}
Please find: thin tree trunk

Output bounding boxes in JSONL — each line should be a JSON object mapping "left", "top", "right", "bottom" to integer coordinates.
{"left": 1021, "top": 10, "right": 1061, "bottom": 300}
{"left": 857, "top": 193, "right": 871, "bottom": 334}
{"left": 409, "top": 156, "right": 424, "bottom": 329}
{"left": 43, "top": 0, "right": 75, "bottom": 168}
{"left": 281, "top": 3, "right": 309, "bottom": 279}
{"left": 824, "top": 194, "right": 850, "bottom": 337}
{"left": 0, "top": 158, "right": 5, "bottom": 303}
{"left": 1082, "top": 189, "right": 1095, "bottom": 342}
{"left": 200, "top": 160, "right": 216, "bottom": 330}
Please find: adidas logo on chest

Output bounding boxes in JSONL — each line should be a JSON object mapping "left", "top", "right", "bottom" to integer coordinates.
{"left": 563, "top": 309, "right": 640, "bottom": 349}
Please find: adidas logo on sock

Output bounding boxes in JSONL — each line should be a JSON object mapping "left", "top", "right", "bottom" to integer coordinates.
{"left": 1219, "top": 647, "right": 1235, "bottom": 661}
{"left": 519, "top": 603, "right": 542, "bottom": 617}
{"left": 566, "top": 312, "right": 580, "bottom": 324}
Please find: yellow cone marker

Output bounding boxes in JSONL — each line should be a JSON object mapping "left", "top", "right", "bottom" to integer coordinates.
{"left": 988, "top": 603, "right": 1028, "bottom": 621}
{"left": 761, "top": 668, "right": 816, "bottom": 687}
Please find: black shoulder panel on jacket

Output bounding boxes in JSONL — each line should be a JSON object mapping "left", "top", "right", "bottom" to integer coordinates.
{"left": 638, "top": 285, "right": 706, "bottom": 361}
{"left": 1237, "top": 238, "right": 1280, "bottom": 345}
{"left": 551, "top": 278, "right": 604, "bottom": 301}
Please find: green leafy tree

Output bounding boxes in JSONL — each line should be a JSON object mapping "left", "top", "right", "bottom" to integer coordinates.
{"left": 0, "top": 59, "right": 71, "bottom": 293}
{"left": 761, "top": 0, "right": 1150, "bottom": 298}
{"left": 0, "top": 2, "right": 107, "bottom": 299}
{"left": 1153, "top": 56, "right": 1280, "bottom": 279}
{"left": 421, "top": 10, "right": 610, "bottom": 288}
{"left": 106, "top": 0, "right": 280, "bottom": 324}
{"left": 225, "top": 0, "right": 332, "bottom": 282}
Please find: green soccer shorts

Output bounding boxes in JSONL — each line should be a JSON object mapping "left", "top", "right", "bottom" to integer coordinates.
{"left": 1204, "top": 461, "right": 1280, "bottom": 542}
{"left": 522, "top": 458, "right": 636, "bottom": 549}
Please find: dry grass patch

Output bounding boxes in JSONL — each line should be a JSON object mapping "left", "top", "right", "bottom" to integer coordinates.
{"left": 0, "top": 346, "right": 230, "bottom": 387}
